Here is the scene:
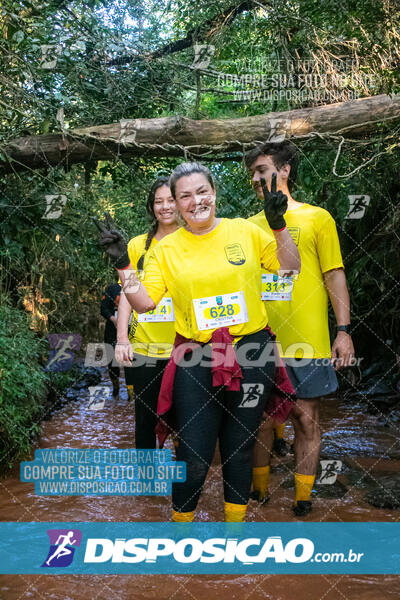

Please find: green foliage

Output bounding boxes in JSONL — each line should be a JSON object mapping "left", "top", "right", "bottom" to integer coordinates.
{"left": 0, "top": 302, "right": 46, "bottom": 469}
{"left": 0, "top": 0, "right": 399, "bottom": 472}
{"left": 0, "top": 299, "right": 81, "bottom": 471}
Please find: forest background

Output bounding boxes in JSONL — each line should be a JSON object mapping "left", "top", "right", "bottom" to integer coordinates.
{"left": 0, "top": 0, "right": 399, "bottom": 469}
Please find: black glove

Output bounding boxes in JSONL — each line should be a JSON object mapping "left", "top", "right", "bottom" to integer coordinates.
{"left": 93, "top": 212, "right": 130, "bottom": 269}
{"left": 261, "top": 173, "right": 287, "bottom": 231}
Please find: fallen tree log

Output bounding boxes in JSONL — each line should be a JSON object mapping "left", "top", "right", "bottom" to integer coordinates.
{"left": 1, "top": 94, "right": 399, "bottom": 173}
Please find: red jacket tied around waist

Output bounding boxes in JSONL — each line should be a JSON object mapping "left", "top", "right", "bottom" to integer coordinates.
{"left": 155, "top": 325, "right": 296, "bottom": 447}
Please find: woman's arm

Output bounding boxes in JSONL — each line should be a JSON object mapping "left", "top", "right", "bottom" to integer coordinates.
{"left": 94, "top": 214, "right": 160, "bottom": 312}
{"left": 119, "top": 269, "right": 156, "bottom": 313}
{"left": 115, "top": 292, "right": 134, "bottom": 364}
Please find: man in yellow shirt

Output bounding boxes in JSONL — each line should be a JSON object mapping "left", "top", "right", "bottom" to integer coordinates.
{"left": 246, "top": 140, "right": 355, "bottom": 516}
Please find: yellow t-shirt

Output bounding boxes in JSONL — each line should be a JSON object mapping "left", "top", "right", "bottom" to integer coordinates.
{"left": 142, "top": 218, "right": 280, "bottom": 343}
{"left": 127, "top": 233, "right": 176, "bottom": 358}
{"left": 248, "top": 204, "right": 344, "bottom": 358}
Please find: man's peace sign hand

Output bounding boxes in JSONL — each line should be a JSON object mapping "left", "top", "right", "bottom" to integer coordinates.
{"left": 93, "top": 212, "right": 130, "bottom": 269}
{"left": 261, "top": 173, "right": 287, "bottom": 231}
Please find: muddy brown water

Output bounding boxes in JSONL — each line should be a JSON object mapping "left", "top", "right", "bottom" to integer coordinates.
{"left": 1, "top": 370, "right": 399, "bottom": 599}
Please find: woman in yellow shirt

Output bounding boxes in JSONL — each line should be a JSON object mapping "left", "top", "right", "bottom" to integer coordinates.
{"left": 115, "top": 162, "right": 300, "bottom": 522}
{"left": 117, "top": 176, "right": 178, "bottom": 449}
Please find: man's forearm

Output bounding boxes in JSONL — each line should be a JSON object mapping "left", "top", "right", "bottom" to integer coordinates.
{"left": 273, "top": 228, "right": 301, "bottom": 273}
{"left": 324, "top": 268, "right": 351, "bottom": 324}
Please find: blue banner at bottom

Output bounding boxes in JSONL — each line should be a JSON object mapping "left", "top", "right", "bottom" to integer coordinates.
{"left": 0, "top": 522, "right": 399, "bottom": 574}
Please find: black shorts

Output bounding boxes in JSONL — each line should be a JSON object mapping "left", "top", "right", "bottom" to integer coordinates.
{"left": 283, "top": 358, "right": 338, "bottom": 399}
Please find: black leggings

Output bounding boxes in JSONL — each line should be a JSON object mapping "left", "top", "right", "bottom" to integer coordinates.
{"left": 172, "top": 329, "right": 275, "bottom": 512}
{"left": 125, "top": 355, "right": 168, "bottom": 449}
{"left": 104, "top": 337, "right": 119, "bottom": 381}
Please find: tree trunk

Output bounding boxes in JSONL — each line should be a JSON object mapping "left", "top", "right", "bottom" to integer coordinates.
{"left": 2, "top": 94, "right": 399, "bottom": 173}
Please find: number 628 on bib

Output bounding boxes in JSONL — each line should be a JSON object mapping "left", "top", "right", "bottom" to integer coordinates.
{"left": 193, "top": 291, "right": 249, "bottom": 330}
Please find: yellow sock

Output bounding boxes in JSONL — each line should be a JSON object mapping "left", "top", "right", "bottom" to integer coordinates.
{"left": 172, "top": 509, "right": 194, "bottom": 522}
{"left": 252, "top": 465, "right": 270, "bottom": 498}
{"left": 294, "top": 473, "right": 315, "bottom": 505}
{"left": 274, "top": 423, "right": 285, "bottom": 439}
{"left": 225, "top": 502, "right": 247, "bottom": 522}
{"left": 126, "top": 385, "right": 134, "bottom": 401}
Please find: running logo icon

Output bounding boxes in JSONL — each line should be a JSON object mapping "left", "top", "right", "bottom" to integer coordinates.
{"left": 87, "top": 385, "right": 108, "bottom": 410}
{"left": 346, "top": 195, "right": 370, "bottom": 219}
{"left": 41, "top": 529, "right": 82, "bottom": 567}
{"left": 317, "top": 460, "right": 342, "bottom": 485}
{"left": 44, "top": 333, "right": 82, "bottom": 372}
{"left": 192, "top": 43, "right": 215, "bottom": 69}
{"left": 239, "top": 383, "right": 264, "bottom": 408}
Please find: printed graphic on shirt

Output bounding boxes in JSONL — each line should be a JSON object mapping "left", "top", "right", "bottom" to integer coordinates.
{"left": 239, "top": 383, "right": 264, "bottom": 408}
{"left": 224, "top": 243, "right": 246, "bottom": 265}
{"left": 287, "top": 227, "right": 300, "bottom": 245}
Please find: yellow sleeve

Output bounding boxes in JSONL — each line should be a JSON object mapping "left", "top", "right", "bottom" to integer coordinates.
{"left": 142, "top": 247, "right": 167, "bottom": 306}
{"left": 316, "top": 210, "right": 344, "bottom": 273}
{"left": 127, "top": 237, "right": 139, "bottom": 269}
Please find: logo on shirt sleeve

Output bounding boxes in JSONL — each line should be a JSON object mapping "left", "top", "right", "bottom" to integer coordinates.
{"left": 224, "top": 244, "right": 246, "bottom": 265}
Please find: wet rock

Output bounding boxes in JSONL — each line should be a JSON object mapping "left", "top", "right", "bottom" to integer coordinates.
{"left": 279, "top": 475, "right": 294, "bottom": 489}
{"left": 272, "top": 460, "right": 295, "bottom": 474}
{"left": 362, "top": 360, "right": 389, "bottom": 380}
{"left": 376, "top": 410, "right": 400, "bottom": 425}
{"left": 314, "top": 479, "right": 348, "bottom": 499}
{"left": 70, "top": 364, "right": 102, "bottom": 389}
{"left": 364, "top": 474, "right": 400, "bottom": 509}
{"left": 346, "top": 382, "right": 395, "bottom": 398}
{"left": 343, "top": 357, "right": 400, "bottom": 413}
{"left": 45, "top": 364, "right": 103, "bottom": 415}
{"left": 345, "top": 470, "right": 373, "bottom": 490}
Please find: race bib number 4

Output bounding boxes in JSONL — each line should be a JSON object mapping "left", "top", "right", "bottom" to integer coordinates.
{"left": 138, "top": 297, "right": 175, "bottom": 322}
{"left": 193, "top": 291, "right": 249, "bottom": 331}
{"left": 261, "top": 274, "right": 293, "bottom": 301}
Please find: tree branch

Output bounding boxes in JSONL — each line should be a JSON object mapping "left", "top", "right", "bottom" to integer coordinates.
{"left": 107, "top": 0, "right": 267, "bottom": 67}
{"left": 1, "top": 94, "right": 399, "bottom": 173}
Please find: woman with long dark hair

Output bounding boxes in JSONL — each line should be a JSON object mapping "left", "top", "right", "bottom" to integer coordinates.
{"left": 117, "top": 176, "right": 179, "bottom": 448}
